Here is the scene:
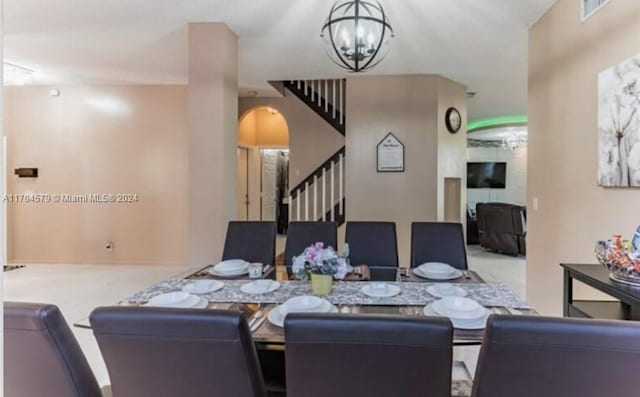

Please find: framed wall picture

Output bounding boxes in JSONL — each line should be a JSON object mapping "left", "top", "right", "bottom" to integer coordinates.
{"left": 598, "top": 53, "right": 640, "bottom": 187}
{"left": 377, "top": 132, "right": 405, "bottom": 172}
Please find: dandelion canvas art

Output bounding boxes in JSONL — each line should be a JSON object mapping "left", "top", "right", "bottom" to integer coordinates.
{"left": 598, "top": 53, "right": 640, "bottom": 187}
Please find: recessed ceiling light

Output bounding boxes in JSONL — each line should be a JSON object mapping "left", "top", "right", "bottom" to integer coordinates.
{"left": 247, "top": 90, "right": 258, "bottom": 97}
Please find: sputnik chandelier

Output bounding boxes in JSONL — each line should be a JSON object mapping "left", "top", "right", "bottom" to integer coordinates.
{"left": 321, "top": 0, "right": 394, "bottom": 73}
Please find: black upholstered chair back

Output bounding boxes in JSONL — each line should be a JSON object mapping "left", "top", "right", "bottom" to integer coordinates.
{"left": 4, "top": 302, "right": 102, "bottom": 397}
{"left": 346, "top": 221, "right": 399, "bottom": 281}
{"left": 222, "top": 221, "right": 277, "bottom": 266}
{"left": 90, "top": 307, "right": 266, "bottom": 397}
{"left": 285, "top": 313, "right": 453, "bottom": 397}
{"left": 284, "top": 222, "right": 337, "bottom": 266}
{"left": 410, "top": 222, "right": 468, "bottom": 269}
{"left": 475, "top": 203, "right": 526, "bottom": 256}
{"left": 473, "top": 315, "right": 640, "bottom": 397}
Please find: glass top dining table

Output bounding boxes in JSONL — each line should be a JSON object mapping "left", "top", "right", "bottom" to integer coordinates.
{"left": 74, "top": 264, "right": 535, "bottom": 348}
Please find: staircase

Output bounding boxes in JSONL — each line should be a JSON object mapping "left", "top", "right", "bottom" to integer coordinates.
{"left": 284, "top": 79, "right": 346, "bottom": 225}
{"left": 282, "top": 80, "right": 346, "bottom": 135}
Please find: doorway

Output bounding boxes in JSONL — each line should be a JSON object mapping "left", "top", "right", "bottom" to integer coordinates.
{"left": 237, "top": 106, "right": 290, "bottom": 233}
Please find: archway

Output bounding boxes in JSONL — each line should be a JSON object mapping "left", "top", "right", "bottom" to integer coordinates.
{"left": 466, "top": 117, "right": 528, "bottom": 299}
{"left": 237, "top": 106, "right": 290, "bottom": 234}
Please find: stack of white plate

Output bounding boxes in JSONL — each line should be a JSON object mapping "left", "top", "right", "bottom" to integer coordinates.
{"left": 361, "top": 282, "right": 401, "bottom": 298}
{"left": 424, "top": 297, "right": 489, "bottom": 329}
{"left": 241, "top": 280, "right": 281, "bottom": 295}
{"left": 144, "top": 291, "right": 208, "bottom": 309}
{"left": 413, "top": 262, "right": 462, "bottom": 280}
{"left": 208, "top": 259, "right": 250, "bottom": 277}
{"left": 268, "top": 295, "right": 338, "bottom": 327}
{"left": 426, "top": 283, "right": 467, "bottom": 298}
{"left": 182, "top": 280, "right": 224, "bottom": 294}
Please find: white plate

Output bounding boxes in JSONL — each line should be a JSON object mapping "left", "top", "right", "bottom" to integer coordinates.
{"left": 268, "top": 302, "right": 338, "bottom": 328}
{"left": 427, "top": 285, "right": 467, "bottom": 298}
{"left": 361, "top": 284, "right": 401, "bottom": 298}
{"left": 283, "top": 295, "right": 325, "bottom": 313}
{"left": 182, "top": 280, "right": 224, "bottom": 294}
{"left": 431, "top": 297, "right": 488, "bottom": 320}
{"left": 413, "top": 267, "right": 462, "bottom": 280}
{"left": 423, "top": 304, "right": 488, "bottom": 330}
{"left": 188, "top": 296, "right": 209, "bottom": 309}
{"left": 145, "top": 294, "right": 208, "bottom": 309}
{"left": 240, "top": 280, "right": 281, "bottom": 295}
{"left": 146, "top": 292, "right": 190, "bottom": 307}
{"left": 418, "top": 262, "right": 455, "bottom": 275}
{"left": 215, "top": 259, "right": 249, "bottom": 272}
{"left": 208, "top": 266, "right": 249, "bottom": 277}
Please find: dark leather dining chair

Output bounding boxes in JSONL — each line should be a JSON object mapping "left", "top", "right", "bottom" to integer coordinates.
{"left": 285, "top": 313, "right": 453, "bottom": 397}
{"left": 411, "top": 222, "right": 468, "bottom": 269}
{"left": 4, "top": 302, "right": 103, "bottom": 397}
{"left": 346, "top": 221, "right": 399, "bottom": 281}
{"left": 222, "top": 221, "right": 277, "bottom": 266}
{"left": 284, "top": 221, "right": 338, "bottom": 267}
{"left": 472, "top": 315, "right": 640, "bottom": 397}
{"left": 90, "top": 307, "right": 267, "bottom": 397}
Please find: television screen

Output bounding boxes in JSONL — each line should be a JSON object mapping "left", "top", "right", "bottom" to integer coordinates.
{"left": 467, "top": 162, "right": 507, "bottom": 188}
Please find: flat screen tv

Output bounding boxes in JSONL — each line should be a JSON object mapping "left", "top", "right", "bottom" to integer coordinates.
{"left": 467, "top": 162, "right": 507, "bottom": 188}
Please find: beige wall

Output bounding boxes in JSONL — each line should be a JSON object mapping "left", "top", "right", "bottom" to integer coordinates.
{"left": 346, "top": 75, "right": 467, "bottom": 265}
{"left": 528, "top": 0, "right": 640, "bottom": 315}
{"left": 437, "top": 77, "right": 468, "bottom": 224}
{"left": 5, "top": 86, "right": 188, "bottom": 265}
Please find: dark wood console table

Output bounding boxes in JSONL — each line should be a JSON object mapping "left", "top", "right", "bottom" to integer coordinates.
{"left": 562, "top": 263, "right": 640, "bottom": 320}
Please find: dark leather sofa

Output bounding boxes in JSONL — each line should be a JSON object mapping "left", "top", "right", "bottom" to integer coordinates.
{"left": 476, "top": 203, "right": 526, "bottom": 256}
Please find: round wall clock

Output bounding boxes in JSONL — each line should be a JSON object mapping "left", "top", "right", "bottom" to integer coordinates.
{"left": 445, "top": 107, "right": 462, "bottom": 134}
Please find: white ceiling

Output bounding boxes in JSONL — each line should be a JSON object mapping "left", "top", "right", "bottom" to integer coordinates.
{"left": 4, "top": 0, "right": 554, "bottom": 119}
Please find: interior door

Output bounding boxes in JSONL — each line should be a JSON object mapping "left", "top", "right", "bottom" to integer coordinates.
{"left": 237, "top": 147, "right": 249, "bottom": 220}
{"left": 261, "top": 149, "right": 278, "bottom": 221}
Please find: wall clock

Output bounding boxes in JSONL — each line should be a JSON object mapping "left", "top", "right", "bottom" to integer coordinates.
{"left": 445, "top": 107, "right": 462, "bottom": 134}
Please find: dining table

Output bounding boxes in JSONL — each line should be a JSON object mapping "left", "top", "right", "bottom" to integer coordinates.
{"left": 74, "top": 264, "right": 535, "bottom": 397}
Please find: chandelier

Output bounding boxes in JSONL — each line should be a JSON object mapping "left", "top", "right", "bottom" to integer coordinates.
{"left": 321, "top": 0, "right": 394, "bottom": 73}
{"left": 501, "top": 129, "right": 528, "bottom": 150}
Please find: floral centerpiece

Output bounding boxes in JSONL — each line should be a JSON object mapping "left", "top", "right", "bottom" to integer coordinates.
{"left": 595, "top": 226, "right": 640, "bottom": 286}
{"left": 292, "top": 242, "right": 349, "bottom": 295}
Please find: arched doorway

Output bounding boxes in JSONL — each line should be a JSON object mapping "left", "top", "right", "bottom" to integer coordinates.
{"left": 237, "top": 106, "right": 290, "bottom": 234}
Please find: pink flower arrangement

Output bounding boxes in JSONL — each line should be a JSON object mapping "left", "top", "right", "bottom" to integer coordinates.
{"left": 292, "top": 242, "right": 349, "bottom": 280}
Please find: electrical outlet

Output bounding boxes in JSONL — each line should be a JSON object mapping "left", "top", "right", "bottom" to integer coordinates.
{"left": 105, "top": 241, "right": 114, "bottom": 252}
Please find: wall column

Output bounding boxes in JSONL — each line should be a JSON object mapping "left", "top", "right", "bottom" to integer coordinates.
{"left": 1, "top": 0, "right": 6, "bottom": 270}
{"left": 345, "top": 75, "right": 467, "bottom": 265}
{"left": 188, "top": 23, "right": 238, "bottom": 265}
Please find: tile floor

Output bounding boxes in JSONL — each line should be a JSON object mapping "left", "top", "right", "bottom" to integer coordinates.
{"left": 3, "top": 245, "right": 525, "bottom": 388}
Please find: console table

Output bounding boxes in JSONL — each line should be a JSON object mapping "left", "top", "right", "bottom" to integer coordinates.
{"left": 561, "top": 263, "right": 640, "bottom": 320}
